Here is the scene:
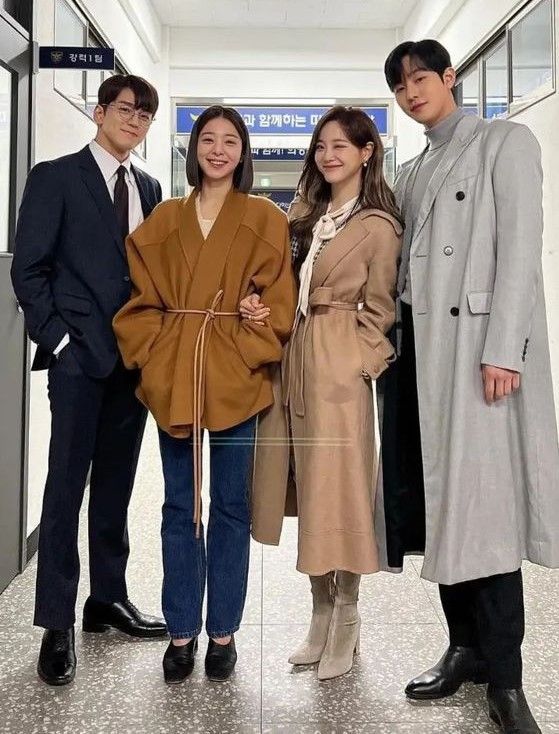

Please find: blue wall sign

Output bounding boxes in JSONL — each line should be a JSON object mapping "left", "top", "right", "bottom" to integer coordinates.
{"left": 177, "top": 106, "right": 388, "bottom": 136}
{"left": 251, "top": 147, "right": 307, "bottom": 161}
{"left": 39, "top": 46, "right": 115, "bottom": 70}
{"left": 253, "top": 189, "right": 295, "bottom": 213}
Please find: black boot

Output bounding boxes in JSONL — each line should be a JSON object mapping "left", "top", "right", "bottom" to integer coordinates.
{"left": 205, "top": 635, "right": 237, "bottom": 682}
{"left": 487, "top": 686, "right": 541, "bottom": 733}
{"left": 163, "top": 638, "right": 198, "bottom": 684}
{"left": 82, "top": 597, "right": 167, "bottom": 638}
{"left": 37, "top": 628, "right": 76, "bottom": 686}
{"left": 405, "top": 645, "right": 487, "bottom": 700}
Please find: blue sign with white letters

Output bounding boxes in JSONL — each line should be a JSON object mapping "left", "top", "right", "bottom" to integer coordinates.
{"left": 177, "top": 106, "right": 388, "bottom": 136}
{"left": 39, "top": 46, "right": 115, "bottom": 70}
{"left": 251, "top": 147, "right": 307, "bottom": 161}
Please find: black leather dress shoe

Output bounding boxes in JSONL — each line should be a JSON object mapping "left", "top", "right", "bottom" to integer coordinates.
{"left": 37, "top": 627, "right": 76, "bottom": 686}
{"left": 405, "top": 645, "right": 487, "bottom": 700}
{"left": 163, "top": 638, "right": 198, "bottom": 684}
{"left": 487, "top": 686, "right": 541, "bottom": 733}
{"left": 205, "top": 635, "right": 237, "bottom": 681}
{"left": 82, "top": 597, "right": 167, "bottom": 638}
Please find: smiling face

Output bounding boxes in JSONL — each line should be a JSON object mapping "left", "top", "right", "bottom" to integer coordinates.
{"left": 393, "top": 55, "right": 457, "bottom": 128}
{"left": 93, "top": 88, "right": 150, "bottom": 157}
{"left": 196, "top": 116, "right": 243, "bottom": 186}
{"left": 314, "top": 120, "right": 371, "bottom": 189}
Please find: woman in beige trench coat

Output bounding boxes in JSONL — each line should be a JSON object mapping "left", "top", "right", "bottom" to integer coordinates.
{"left": 245, "top": 107, "right": 402, "bottom": 680}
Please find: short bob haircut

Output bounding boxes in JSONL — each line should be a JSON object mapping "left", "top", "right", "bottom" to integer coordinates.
{"left": 384, "top": 39, "right": 452, "bottom": 91}
{"left": 186, "top": 105, "right": 254, "bottom": 193}
{"left": 97, "top": 74, "right": 159, "bottom": 115}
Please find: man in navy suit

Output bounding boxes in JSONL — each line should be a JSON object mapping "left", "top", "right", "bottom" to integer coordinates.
{"left": 11, "top": 75, "right": 167, "bottom": 686}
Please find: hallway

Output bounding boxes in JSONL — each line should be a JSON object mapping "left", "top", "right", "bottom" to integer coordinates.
{"left": 1, "top": 418, "right": 558, "bottom": 733}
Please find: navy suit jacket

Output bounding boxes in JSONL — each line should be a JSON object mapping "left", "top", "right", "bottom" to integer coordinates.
{"left": 11, "top": 145, "right": 162, "bottom": 378}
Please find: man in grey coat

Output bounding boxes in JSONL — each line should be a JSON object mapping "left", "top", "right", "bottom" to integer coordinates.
{"left": 378, "top": 39, "right": 559, "bottom": 733}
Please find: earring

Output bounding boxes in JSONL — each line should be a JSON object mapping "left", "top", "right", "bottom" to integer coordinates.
{"left": 363, "top": 161, "right": 368, "bottom": 168}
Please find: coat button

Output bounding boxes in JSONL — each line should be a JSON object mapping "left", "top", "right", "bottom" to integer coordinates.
{"left": 450, "top": 306, "right": 460, "bottom": 316}
{"left": 123, "top": 276, "right": 130, "bottom": 282}
{"left": 456, "top": 191, "right": 465, "bottom": 201}
{"left": 443, "top": 245, "right": 454, "bottom": 256}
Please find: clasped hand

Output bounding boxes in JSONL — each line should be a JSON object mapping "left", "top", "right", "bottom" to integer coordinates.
{"left": 239, "top": 293, "right": 270, "bottom": 325}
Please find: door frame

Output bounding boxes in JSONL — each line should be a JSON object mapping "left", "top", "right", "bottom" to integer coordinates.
{"left": 0, "top": 3, "right": 34, "bottom": 582}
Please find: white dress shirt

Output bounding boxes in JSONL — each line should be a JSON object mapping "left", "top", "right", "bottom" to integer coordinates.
{"left": 54, "top": 140, "right": 145, "bottom": 356}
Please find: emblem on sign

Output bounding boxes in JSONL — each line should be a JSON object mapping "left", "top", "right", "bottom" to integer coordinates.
{"left": 50, "top": 50, "right": 64, "bottom": 64}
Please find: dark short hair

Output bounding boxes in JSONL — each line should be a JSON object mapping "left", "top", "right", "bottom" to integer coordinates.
{"left": 97, "top": 74, "right": 159, "bottom": 115}
{"left": 185, "top": 105, "right": 254, "bottom": 193}
{"left": 384, "top": 39, "right": 452, "bottom": 90}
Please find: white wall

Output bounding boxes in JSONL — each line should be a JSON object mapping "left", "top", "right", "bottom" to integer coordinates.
{"left": 394, "top": 0, "right": 559, "bottom": 413}
{"left": 27, "top": 0, "right": 170, "bottom": 536}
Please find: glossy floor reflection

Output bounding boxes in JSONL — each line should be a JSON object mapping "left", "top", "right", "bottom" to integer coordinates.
{"left": 0, "top": 417, "right": 558, "bottom": 733}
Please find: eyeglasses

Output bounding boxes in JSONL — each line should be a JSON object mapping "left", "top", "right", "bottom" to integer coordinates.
{"left": 103, "top": 103, "right": 154, "bottom": 128}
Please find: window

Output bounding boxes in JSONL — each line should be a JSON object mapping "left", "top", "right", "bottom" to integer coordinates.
{"left": 455, "top": 65, "right": 480, "bottom": 116}
{"left": 456, "top": 0, "right": 555, "bottom": 119}
{"left": 484, "top": 39, "right": 508, "bottom": 119}
{"left": 54, "top": 0, "right": 86, "bottom": 108}
{"left": 510, "top": 0, "right": 554, "bottom": 110}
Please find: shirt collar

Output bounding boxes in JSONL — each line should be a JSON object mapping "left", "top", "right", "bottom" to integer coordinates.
{"left": 89, "top": 139, "right": 132, "bottom": 183}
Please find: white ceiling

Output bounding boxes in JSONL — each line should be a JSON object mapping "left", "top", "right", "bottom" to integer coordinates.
{"left": 150, "top": 0, "right": 420, "bottom": 29}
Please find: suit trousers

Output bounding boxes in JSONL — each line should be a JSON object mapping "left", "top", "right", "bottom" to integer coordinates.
{"left": 34, "top": 345, "right": 146, "bottom": 629}
{"left": 439, "top": 570, "right": 524, "bottom": 689}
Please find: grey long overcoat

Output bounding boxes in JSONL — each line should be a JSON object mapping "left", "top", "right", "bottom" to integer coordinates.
{"left": 375, "top": 114, "right": 559, "bottom": 585}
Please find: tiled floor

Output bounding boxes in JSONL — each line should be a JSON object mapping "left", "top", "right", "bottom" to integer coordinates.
{"left": 1, "top": 417, "right": 558, "bottom": 733}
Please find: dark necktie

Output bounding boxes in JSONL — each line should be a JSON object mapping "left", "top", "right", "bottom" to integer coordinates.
{"left": 114, "top": 165, "right": 129, "bottom": 241}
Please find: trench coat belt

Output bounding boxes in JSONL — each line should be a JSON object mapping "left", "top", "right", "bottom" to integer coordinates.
{"left": 166, "top": 290, "right": 239, "bottom": 538}
{"left": 285, "top": 287, "right": 361, "bottom": 416}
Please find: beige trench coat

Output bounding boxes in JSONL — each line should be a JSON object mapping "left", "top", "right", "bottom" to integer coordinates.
{"left": 252, "top": 207, "right": 402, "bottom": 575}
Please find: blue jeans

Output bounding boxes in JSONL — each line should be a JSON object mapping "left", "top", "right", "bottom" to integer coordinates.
{"left": 158, "top": 416, "right": 256, "bottom": 639}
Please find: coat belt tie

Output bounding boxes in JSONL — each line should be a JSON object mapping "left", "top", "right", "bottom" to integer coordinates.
{"left": 284, "top": 287, "right": 361, "bottom": 416}
{"left": 166, "top": 290, "right": 239, "bottom": 538}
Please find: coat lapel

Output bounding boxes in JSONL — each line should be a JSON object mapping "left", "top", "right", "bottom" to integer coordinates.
{"left": 412, "top": 115, "right": 483, "bottom": 244}
{"left": 310, "top": 213, "right": 369, "bottom": 289}
{"left": 78, "top": 146, "right": 125, "bottom": 260}
{"left": 180, "top": 190, "right": 248, "bottom": 309}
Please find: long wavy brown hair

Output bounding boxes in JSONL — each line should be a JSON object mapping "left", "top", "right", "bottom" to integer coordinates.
{"left": 291, "top": 105, "right": 402, "bottom": 274}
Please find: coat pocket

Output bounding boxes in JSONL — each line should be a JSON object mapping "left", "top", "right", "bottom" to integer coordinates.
{"left": 467, "top": 291, "right": 493, "bottom": 314}
{"left": 57, "top": 292, "right": 92, "bottom": 315}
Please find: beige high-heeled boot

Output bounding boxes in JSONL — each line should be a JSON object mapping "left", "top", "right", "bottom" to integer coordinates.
{"left": 288, "top": 573, "right": 334, "bottom": 665}
{"left": 317, "top": 570, "right": 361, "bottom": 680}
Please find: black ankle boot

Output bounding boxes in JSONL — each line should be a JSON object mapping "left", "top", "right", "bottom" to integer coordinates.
{"left": 405, "top": 645, "right": 487, "bottom": 700}
{"left": 487, "top": 686, "right": 541, "bottom": 733}
{"left": 205, "top": 635, "right": 237, "bottom": 682}
{"left": 163, "top": 638, "right": 198, "bottom": 684}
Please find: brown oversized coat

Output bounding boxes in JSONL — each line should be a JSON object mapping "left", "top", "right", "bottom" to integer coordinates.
{"left": 113, "top": 190, "right": 297, "bottom": 437}
{"left": 252, "top": 206, "right": 402, "bottom": 575}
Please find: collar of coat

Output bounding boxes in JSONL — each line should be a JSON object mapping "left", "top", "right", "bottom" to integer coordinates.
{"left": 289, "top": 203, "right": 402, "bottom": 291}
{"left": 397, "top": 114, "right": 485, "bottom": 242}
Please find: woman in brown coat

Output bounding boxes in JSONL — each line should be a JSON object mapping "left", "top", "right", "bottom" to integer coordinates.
{"left": 113, "top": 106, "right": 296, "bottom": 683}
{"left": 247, "top": 107, "right": 402, "bottom": 680}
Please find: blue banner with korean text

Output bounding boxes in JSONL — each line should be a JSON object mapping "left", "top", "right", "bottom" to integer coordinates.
{"left": 251, "top": 147, "right": 307, "bottom": 161}
{"left": 253, "top": 190, "right": 296, "bottom": 214}
{"left": 39, "top": 46, "right": 115, "bottom": 71}
{"left": 177, "top": 106, "right": 388, "bottom": 136}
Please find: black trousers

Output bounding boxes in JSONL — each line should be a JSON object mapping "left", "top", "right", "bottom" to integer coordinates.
{"left": 389, "top": 304, "right": 525, "bottom": 689}
{"left": 34, "top": 346, "right": 146, "bottom": 629}
{"left": 440, "top": 570, "right": 524, "bottom": 688}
